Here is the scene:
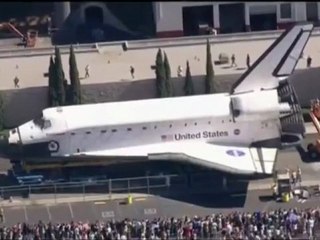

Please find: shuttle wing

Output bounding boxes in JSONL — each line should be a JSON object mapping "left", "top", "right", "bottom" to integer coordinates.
{"left": 231, "top": 23, "right": 314, "bottom": 94}
{"left": 78, "top": 142, "right": 278, "bottom": 175}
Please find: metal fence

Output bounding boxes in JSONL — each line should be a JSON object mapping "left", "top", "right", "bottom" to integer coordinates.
{"left": 0, "top": 172, "right": 252, "bottom": 204}
{"left": 0, "top": 174, "right": 184, "bottom": 203}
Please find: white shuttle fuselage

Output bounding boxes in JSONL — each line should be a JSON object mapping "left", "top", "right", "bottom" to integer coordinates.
{"left": 13, "top": 90, "right": 289, "bottom": 153}
{"left": 7, "top": 23, "right": 314, "bottom": 175}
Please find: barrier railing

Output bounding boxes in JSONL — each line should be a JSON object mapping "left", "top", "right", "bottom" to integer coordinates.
{"left": 0, "top": 174, "right": 182, "bottom": 203}
{"left": 0, "top": 171, "right": 253, "bottom": 205}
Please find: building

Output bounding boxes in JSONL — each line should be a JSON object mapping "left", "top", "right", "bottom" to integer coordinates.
{"left": 154, "top": 2, "right": 320, "bottom": 37}
{"left": 0, "top": 2, "right": 154, "bottom": 44}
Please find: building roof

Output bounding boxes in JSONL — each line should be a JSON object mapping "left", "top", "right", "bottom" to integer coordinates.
{"left": 43, "top": 93, "right": 231, "bottom": 131}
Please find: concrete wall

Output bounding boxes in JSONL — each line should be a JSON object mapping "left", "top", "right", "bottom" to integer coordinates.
{"left": 155, "top": 2, "right": 320, "bottom": 37}
{"left": 155, "top": 2, "right": 215, "bottom": 34}
{"left": 3, "top": 67, "right": 320, "bottom": 128}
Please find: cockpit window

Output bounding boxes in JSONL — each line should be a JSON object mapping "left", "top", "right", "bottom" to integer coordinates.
{"left": 43, "top": 120, "right": 52, "bottom": 129}
{"left": 33, "top": 116, "right": 44, "bottom": 128}
{"left": 33, "top": 116, "right": 51, "bottom": 130}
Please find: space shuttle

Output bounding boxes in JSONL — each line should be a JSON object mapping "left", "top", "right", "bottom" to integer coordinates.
{"left": 7, "top": 23, "right": 313, "bottom": 175}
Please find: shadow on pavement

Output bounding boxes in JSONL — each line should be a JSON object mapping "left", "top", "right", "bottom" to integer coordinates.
{"left": 0, "top": 161, "right": 255, "bottom": 208}
{"left": 221, "top": 66, "right": 233, "bottom": 69}
{"left": 147, "top": 177, "right": 250, "bottom": 208}
{"left": 163, "top": 192, "right": 247, "bottom": 208}
{"left": 259, "top": 195, "right": 274, "bottom": 202}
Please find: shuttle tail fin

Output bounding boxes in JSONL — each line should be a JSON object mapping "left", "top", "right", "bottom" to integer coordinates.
{"left": 231, "top": 23, "right": 314, "bottom": 94}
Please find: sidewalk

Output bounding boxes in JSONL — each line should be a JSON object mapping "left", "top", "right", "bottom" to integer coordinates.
{"left": 0, "top": 35, "right": 319, "bottom": 90}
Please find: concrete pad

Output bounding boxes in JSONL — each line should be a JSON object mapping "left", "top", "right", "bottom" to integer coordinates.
{"left": 3, "top": 34, "right": 320, "bottom": 127}
{"left": 116, "top": 199, "right": 142, "bottom": 220}
{"left": 152, "top": 197, "right": 200, "bottom": 219}
{"left": 305, "top": 122, "right": 317, "bottom": 134}
{"left": 92, "top": 201, "right": 118, "bottom": 220}
{"left": 49, "top": 204, "right": 72, "bottom": 223}
{"left": 26, "top": 205, "right": 49, "bottom": 224}
{"left": 2, "top": 206, "right": 26, "bottom": 226}
{"left": 71, "top": 202, "right": 96, "bottom": 222}
{"left": 0, "top": 35, "right": 319, "bottom": 91}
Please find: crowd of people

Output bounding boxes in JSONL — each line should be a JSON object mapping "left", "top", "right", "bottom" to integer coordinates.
{"left": 0, "top": 208, "right": 320, "bottom": 239}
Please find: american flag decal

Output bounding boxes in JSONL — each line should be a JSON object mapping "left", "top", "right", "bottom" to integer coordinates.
{"left": 161, "top": 134, "right": 174, "bottom": 141}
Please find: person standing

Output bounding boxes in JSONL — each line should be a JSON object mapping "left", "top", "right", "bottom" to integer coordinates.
{"left": 246, "top": 54, "right": 250, "bottom": 68}
{"left": 130, "top": 66, "right": 135, "bottom": 79}
{"left": 297, "top": 166, "right": 302, "bottom": 184}
{"left": 85, "top": 64, "right": 90, "bottom": 78}
{"left": 291, "top": 170, "right": 297, "bottom": 186}
{"left": 14, "top": 76, "right": 20, "bottom": 88}
{"left": 177, "top": 65, "right": 183, "bottom": 77}
{"left": 231, "top": 54, "right": 237, "bottom": 68}
{"left": 307, "top": 56, "right": 312, "bottom": 68}
{"left": 0, "top": 207, "right": 3, "bottom": 223}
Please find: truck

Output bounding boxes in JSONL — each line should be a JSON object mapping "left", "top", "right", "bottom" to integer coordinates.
{"left": 272, "top": 170, "right": 292, "bottom": 202}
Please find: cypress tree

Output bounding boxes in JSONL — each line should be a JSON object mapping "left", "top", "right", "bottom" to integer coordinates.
{"left": 0, "top": 94, "right": 4, "bottom": 131}
{"left": 205, "top": 39, "right": 215, "bottom": 94}
{"left": 54, "top": 46, "right": 66, "bottom": 106}
{"left": 48, "top": 56, "right": 57, "bottom": 107}
{"left": 69, "top": 45, "right": 81, "bottom": 105}
{"left": 155, "top": 48, "right": 167, "bottom": 98}
{"left": 184, "top": 61, "right": 195, "bottom": 96}
{"left": 64, "top": 79, "right": 70, "bottom": 104}
{"left": 163, "top": 51, "right": 174, "bottom": 97}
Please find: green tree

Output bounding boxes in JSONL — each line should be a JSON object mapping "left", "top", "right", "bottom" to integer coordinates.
{"left": 155, "top": 48, "right": 167, "bottom": 98}
{"left": 163, "top": 51, "right": 174, "bottom": 97}
{"left": 69, "top": 45, "right": 81, "bottom": 105}
{"left": 205, "top": 39, "right": 215, "bottom": 94}
{"left": 184, "top": 61, "right": 195, "bottom": 96}
{"left": 54, "top": 46, "right": 66, "bottom": 106}
{"left": 0, "top": 94, "right": 5, "bottom": 131}
{"left": 48, "top": 56, "right": 58, "bottom": 107}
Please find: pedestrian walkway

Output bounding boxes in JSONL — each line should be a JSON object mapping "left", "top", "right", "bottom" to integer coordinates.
{"left": 0, "top": 35, "right": 319, "bottom": 90}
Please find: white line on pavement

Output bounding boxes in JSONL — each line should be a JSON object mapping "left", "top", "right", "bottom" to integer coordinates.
{"left": 46, "top": 206, "right": 52, "bottom": 221}
{"left": 68, "top": 202, "right": 74, "bottom": 219}
{"left": 23, "top": 206, "right": 28, "bottom": 222}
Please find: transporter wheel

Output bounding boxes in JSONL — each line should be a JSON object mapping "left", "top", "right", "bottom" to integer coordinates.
{"left": 307, "top": 143, "right": 318, "bottom": 159}
{"left": 308, "top": 148, "right": 319, "bottom": 160}
{"left": 48, "top": 141, "right": 59, "bottom": 152}
{"left": 307, "top": 143, "right": 315, "bottom": 152}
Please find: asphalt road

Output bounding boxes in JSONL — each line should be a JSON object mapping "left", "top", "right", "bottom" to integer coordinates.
{"left": 2, "top": 188, "right": 320, "bottom": 226}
